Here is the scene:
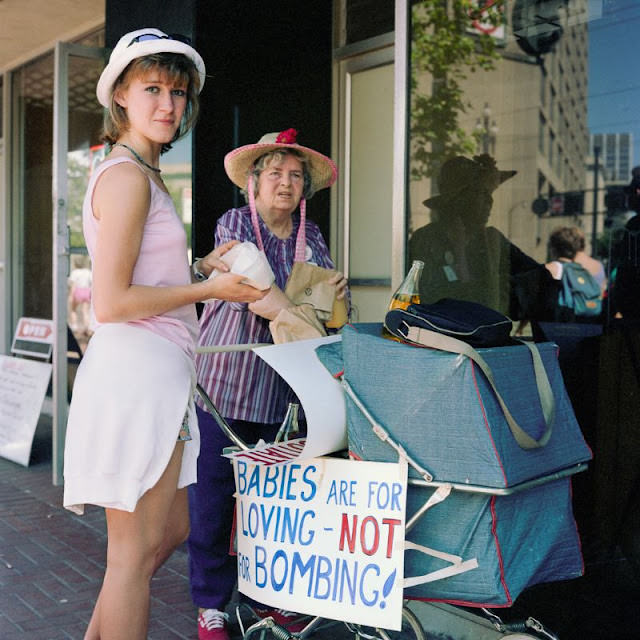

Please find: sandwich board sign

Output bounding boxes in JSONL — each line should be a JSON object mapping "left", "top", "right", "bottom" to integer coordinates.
{"left": 0, "top": 318, "right": 53, "bottom": 466}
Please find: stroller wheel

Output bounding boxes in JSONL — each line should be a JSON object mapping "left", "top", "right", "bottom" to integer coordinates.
{"left": 353, "top": 605, "right": 425, "bottom": 639}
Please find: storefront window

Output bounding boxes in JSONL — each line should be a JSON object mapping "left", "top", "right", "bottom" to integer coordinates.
{"left": 401, "top": 4, "right": 640, "bottom": 622}
{"left": 406, "top": 0, "right": 603, "bottom": 320}
{"left": 12, "top": 53, "right": 55, "bottom": 320}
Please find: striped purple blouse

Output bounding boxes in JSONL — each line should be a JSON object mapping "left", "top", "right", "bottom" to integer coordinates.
{"left": 195, "top": 205, "right": 335, "bottom": 424}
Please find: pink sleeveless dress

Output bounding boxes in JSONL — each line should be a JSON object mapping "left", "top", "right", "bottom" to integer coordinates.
{"left": 63, "top": 157, "right": 200, "bottom": 514}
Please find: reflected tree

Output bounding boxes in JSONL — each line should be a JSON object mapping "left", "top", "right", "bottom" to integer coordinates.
{"left": 410, "top": 0, "right": 503, "bottom": 180}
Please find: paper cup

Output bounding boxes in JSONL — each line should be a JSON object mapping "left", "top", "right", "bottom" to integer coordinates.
{"left": 208, "top": 242, "right": 275, "bottom": 291}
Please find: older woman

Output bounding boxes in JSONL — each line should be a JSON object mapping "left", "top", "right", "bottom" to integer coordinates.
{"left": 187, "top": 129, "right": 347, "bottom": 640}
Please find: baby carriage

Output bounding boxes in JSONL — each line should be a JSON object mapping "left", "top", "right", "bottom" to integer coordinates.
{"left": 195, "top": 323, "right": 591, "bottom": 639}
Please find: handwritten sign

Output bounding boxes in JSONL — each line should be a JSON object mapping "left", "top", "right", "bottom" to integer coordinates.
{"left": 233, "top": 456, "right": 407, "bottom": 630}
{"left": 0, "top": 355, "right": 52, "bottom": 466}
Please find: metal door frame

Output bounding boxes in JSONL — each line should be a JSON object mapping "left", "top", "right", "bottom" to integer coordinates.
{"left": 52, "top": 41, "right": 105, "bottom": 485}
{"left": 331, "top": 2, "right": 409, "bottom": 293}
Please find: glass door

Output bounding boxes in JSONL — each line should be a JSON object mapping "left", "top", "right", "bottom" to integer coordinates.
{"left": 52, "top": 42, "right": 105, "bottom": 484}
{"left": 336, "top": 49, "right": 396, "bottom": 322}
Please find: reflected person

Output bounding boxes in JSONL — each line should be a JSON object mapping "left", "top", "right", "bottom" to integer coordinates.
{"left": 408, "top": 154, "right": 542, "bottom": 318}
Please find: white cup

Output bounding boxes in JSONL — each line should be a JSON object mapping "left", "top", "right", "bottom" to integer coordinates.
{"left": 208, "top": 242, "right": 275, "bottom": 294}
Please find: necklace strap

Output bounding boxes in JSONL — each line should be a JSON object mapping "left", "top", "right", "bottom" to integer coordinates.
{"left": 114, "top": 143, "right": 161, "bottom": 173}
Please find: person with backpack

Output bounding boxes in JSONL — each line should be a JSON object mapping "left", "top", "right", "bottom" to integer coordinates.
{"left": 545, "top": 226, "right": 603, "bottom": 321}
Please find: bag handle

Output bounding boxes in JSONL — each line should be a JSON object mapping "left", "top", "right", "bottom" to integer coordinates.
{"left": 403, "top": 325, "right": 555, "bottom": 449}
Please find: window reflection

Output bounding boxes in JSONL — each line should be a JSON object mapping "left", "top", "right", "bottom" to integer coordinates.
{"left": 407, "top": 0, "right": 610, "bottom": 324}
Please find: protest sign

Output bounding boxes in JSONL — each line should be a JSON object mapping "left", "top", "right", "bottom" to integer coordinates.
{"left": 233, "top": 456, "right": 408, "bottom": 630}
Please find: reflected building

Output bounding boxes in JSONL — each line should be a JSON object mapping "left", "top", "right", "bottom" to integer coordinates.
{"left": 408, "top": 0, "right": 591, "bottom": 263}
{"left": 590, "top": 132, "right": 633, "bottom": 183}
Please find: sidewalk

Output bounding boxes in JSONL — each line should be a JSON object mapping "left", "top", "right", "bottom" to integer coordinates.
{"left": 1, "top": 410, "right": 639, "bottom": 639}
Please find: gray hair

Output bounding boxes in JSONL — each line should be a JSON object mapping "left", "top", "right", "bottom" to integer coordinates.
{"left": 243, "top": 148, "right": 314, "bottom": 202}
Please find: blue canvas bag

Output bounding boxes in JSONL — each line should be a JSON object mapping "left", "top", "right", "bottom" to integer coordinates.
{"left": 316, "top": 324, "right": 591, "bottom": 606}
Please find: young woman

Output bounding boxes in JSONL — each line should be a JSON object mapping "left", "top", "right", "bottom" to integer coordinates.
{"left": 62, "top": 28, "right": 265, "bottom": 639}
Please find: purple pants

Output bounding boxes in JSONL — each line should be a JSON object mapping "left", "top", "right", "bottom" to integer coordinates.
{"left": 187, "top": 404, "right": 280, "bottom": 610}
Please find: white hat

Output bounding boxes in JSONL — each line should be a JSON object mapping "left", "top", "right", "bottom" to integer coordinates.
{"left": 96, "top": 28, "right": 206, "bottom": 108}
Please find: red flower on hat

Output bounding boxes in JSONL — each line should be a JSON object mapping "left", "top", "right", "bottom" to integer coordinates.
{"left": 276, "top": 128, "right": 298, "bottom": 144}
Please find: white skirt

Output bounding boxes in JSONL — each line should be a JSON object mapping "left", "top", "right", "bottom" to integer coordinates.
{"left": 63, "top": 323, "right": 199, "bottom": 514}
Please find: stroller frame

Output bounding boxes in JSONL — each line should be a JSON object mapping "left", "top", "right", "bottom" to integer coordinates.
{"left": 195, "top": 377, "right": 564, "bottom": 640}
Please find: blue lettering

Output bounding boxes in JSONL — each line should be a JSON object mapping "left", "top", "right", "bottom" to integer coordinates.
{"left": 285, "top": 463, "right": 301, "bottom": 500}
{"left": 263, "top": 466, "right": 280, "bottom": 498}
{"left": 391, "top": 482, "right": 403, "bottom": 511}
{"left": 247, "top": 465, "right": 261, "bottom": 496}
{"left": 240, "top": 500, "right": 249, "bottom": 536}
{"left": 339, "top": 558, "right": 358, "bottom": 604}
{"left": 237, "top": 461, "right": 247, "bottom": 494}
{"left": 359, "top": 564, "right": 380, "bottom": 606}
{"left": 327, "top": 479, "right": 357, "bottom": 505}
{"left": 255, "top": 546, "right": 267, "bottom": 587}
{"left": 238, "top": 552, "right": 251, "bottom": 582}
{"left": 326, "top": 480, "right": 338, "bottom": 504}
{"left": 260, "top": 503, "right": 276, "bottom": 538}
{"left": 247, "top": 502, "right": 259, "bottom": 538}
{"left": 313, "top": 555, "right": 332, "bottom": 600}
{"left": 298, "top": 510, "right": 315, "bottom": 545}
{"left": 301, "top": 465, "right": 317, "bottom": 501}
{"left": 367, "top": 482, "right": 377, "bottom": 508}
{"left": 289, "top": 551, "right": 316, "bottom": 596}
{"left": 270, "top": 550, "right": 288, "bottom": 592}
{"left": 281, "top": 506, "right": 299, "bottom": 543}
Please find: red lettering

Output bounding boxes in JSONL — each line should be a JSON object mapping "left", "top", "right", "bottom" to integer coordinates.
{"left": 382, "top": 518, "right": 401, "bottom": 558}
{"left": 360, "top": 515, "right": 380, "bottom": 556}
{"left": 339, "top": 513, "right": 357, "bottom": 553}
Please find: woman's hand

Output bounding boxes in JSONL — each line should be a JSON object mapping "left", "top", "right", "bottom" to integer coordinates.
{"left": 200, "top": 272, "right": 266, "bottom": 303}
{"left": 328, "top": 271, "right": 348, "bottom": 299}
{"left": 248, "top": 285, "right": 292, "bottom": 320}
{"left": 196, "top": 240, "right": 240, "bottom": 277}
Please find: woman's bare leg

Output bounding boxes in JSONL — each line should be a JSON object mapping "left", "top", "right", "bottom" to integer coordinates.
{"left": 84, "top": 442, "right": 188, "bottom": 640}
{"left": 153, "top": 486, "right": 189, "bottom": 571}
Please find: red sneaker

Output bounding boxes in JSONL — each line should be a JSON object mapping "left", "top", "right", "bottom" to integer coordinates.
{"left": 255, "top": 608, "right": 309, "bottom": 633}
{"left": 197, "top": 608, "right": 230, "bottom": 640}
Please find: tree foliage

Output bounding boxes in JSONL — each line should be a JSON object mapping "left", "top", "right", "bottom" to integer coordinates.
{"left": 410, "top": 0, "right": 503, "bottom": 180}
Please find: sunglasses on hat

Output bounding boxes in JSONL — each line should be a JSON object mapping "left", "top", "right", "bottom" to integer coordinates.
{"left": 127, "top": 33, "right": 192, "bottom": 47}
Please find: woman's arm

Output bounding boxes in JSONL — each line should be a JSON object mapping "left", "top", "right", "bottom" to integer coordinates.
{"left": 91, "top": 166, "right": 263, "bottom": 323}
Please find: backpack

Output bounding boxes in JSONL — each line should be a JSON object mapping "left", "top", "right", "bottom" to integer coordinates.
{"left": 558, "top": 261, "right": 602, "bottom": 317}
